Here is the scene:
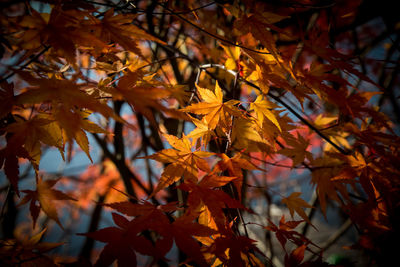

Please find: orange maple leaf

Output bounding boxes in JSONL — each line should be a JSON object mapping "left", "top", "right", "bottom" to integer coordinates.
{"left": 181, "top": 82, "right": 241, "bottom": 130}
{"left": 101, "top": 70, "right": 186, "bottom": 127}
{"left": 179, "top": 181, "right": 244, "bottom": 230}
{"left": 214, "top": 153, "right": 260, "bottom": 200}
{"left": 53, "top": 107, "right": 108, "bottom": 161}
{"left": 145, "top": 134, "right": 214, "bottom": 196}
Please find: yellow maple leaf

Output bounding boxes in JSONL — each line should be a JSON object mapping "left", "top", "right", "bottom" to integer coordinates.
{"left": 231, "top": 117, "right": 271, "bottom": 151}
{"left": 250, "top": 95, "right": 281, "bottom": 131}
{"left": 314, "top": 114, "right": 337, "bottom": 127}
{"left": 221, "top": 44, "right": 242, "bottom": 72}
{"left": 186, "top": 116, "right": 216, "bottom": 148}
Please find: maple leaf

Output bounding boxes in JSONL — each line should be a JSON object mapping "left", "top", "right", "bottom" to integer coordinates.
{"left": 279, "top": 133, "right": 313, "bottom": 167}
{"left": 16, "top": 73, "right": 116, "bottom": 120}
{"left": 235, "top": 13, "right": 282, "bottom": 57}
{"left": 0, "top": 141, "right": 30, "bottom": 196}
{"left": 0, "top": 228, "right": 63, "bottom": 266}
{"left": 102, "top": 70, "right": 185, "bottom": 127}
{"left": 208, "top": 230, "right": 264, "bottom": 267}
{"left": 231, "top": 116, "right": 272, "bottom": 152}
{"left": 265, "top": 215, "right": 314, "bottom": 252}
{"left": 284, "top": 244, "right": 307, "bottom": 267}
{"left": 165, "top": 84, "right": 191, "bottom": 106}
{"left": 102, "top": 201, "right": 175, "bottom": 259}
{"left": 100, "top": 201, "right": 216, "bottom": 266}
{"left": 17, "top": 7, "right": 105, "bottom": 64}
{"left": 19, "top": 178, "right": 76, "bottom": 228}
{"left": 145, "top": 134, "right": 214, "bottom": 196}
{"left": 221, "top": 44, "right": 255, "bottom": 78}
{"left": 14, "top": 74, "right": 115, "bottom": 160}
{"left": 213, "top": 153, "right": 260, "bottom": 200}
{"left": 179, "top": 181, "right": 244, "bottom": 230}
{"left": 310, "top": 156, "right": 353, "bottom": 215}
{"left": 79, "top": 212, "right": 159, "bottom": 267}
{"left": 221, "top": 44, "right": 242, "bottom": 71}
{"left": 181, "top": 82, "right": 241, "bottom": 130}
{"left": 53, "top": 107, "right": 108, "bottom": 161}
{"left": 250, "top": 94, "right": 282, "bottom": 131}
{"left": 186, "top": 116, "right": 216, "bottom": 148}
{"left": 85, "top": 8, "right": 165, "bottom": 56}
{"left": 6, "top": 115, "right": 64, "bottom": 166}
{"left": 305, "top": 29, "right": 380, "bottom": 89}
{"left": 0, "top": 81, "right": 14, "bottom": 119}
{"left": 281, "top": 192, "right": 313, "bottom": 225}
{"left": 170, "top": 216, "right": 217, "bottom": 266}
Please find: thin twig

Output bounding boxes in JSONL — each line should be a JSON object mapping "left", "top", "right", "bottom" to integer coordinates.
{"left": 304, "top": 219, "right": 353, "bottom": 262}
{"left": 0, "top": 45, "right": 50, "bottom": 82}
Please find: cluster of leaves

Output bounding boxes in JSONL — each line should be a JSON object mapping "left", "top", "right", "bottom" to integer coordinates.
{"left": 1, "top": 0, "right": 400, "bottom": 266}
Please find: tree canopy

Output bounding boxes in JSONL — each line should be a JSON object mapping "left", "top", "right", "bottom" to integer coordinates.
{"left": 1, "top": 0, "right": 399, "bottom": 266}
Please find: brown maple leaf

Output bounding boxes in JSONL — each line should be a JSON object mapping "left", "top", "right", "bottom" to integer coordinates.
{"left": 0, "top": 81, "right": 14, "bottom": 119}
{"left": 0, "top": 228, "right": 63, "bottom": 266}
{"left": 5, "top": 115, "right": 64, "bottom": 166}
{"left": 279, "top": 133, "right": 313, "bottom": 167}
{"left": 0, "top": 142, "right": 30, "bottom": 196}
{"left": 281, "top": 192, "right": 313, "bottom": 225}
{"left": 85, "top": 8, "right": 165, "bottom": 56}
{"left": 19, "top": 178, "right": 76, "bottom": 229}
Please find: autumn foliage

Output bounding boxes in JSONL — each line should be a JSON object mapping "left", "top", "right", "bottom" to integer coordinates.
{"left": 1, "top": 0, "right": 400, "bottom": 266}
